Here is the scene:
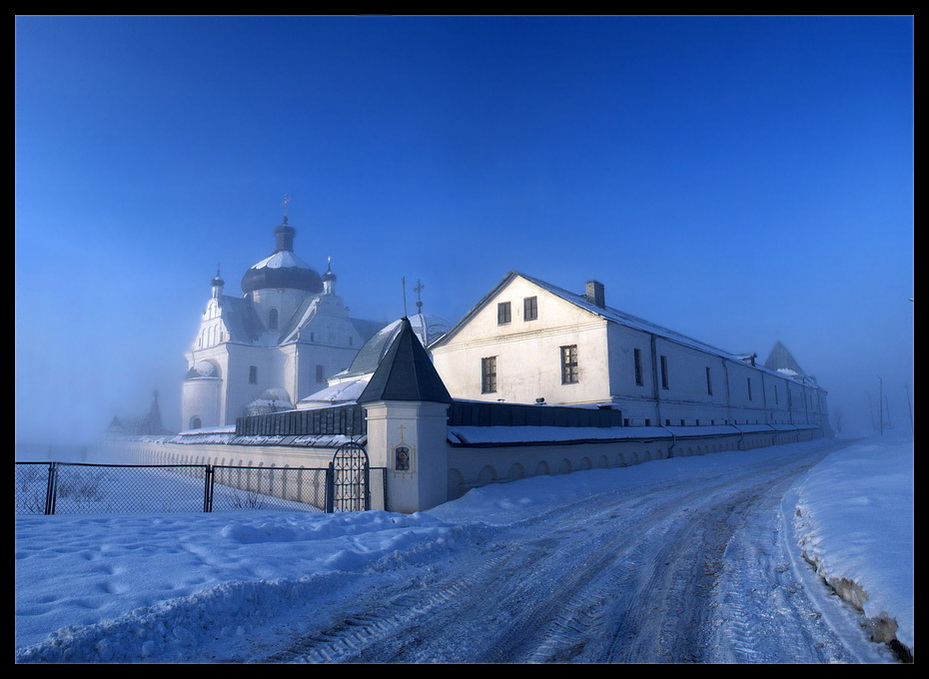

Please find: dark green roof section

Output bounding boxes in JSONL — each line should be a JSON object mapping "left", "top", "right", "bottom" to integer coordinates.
{"left": 357, "top": 317, "right": 452, "bottom": 404}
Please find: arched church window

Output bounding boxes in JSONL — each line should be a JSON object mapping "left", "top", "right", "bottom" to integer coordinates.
{"left": 269, "top": 308, "right": 278, "bottom": 330}
{"left": 190, "top": 416, "right": 202, "bottom": 429}
{"left": 249, "top": 366, "right": 257, "bottom": 384}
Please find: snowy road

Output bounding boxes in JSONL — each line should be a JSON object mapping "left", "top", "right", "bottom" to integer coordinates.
{"left": 199, "top": 439, "right": 893, "bottom": 664}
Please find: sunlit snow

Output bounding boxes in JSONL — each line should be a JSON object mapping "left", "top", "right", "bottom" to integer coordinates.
{"left": 14, "top": 433, "right": 913, "bottom": 663}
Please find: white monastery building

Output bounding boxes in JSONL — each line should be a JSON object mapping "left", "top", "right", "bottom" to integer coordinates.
{"left": 182, "top": 216, "right": 386, "bottom": 430}
{"left": 108, "top": 227, "right": 832, "bottom": 514}
{"left": 430, "top": 272, "right": 830, "bottom": 432}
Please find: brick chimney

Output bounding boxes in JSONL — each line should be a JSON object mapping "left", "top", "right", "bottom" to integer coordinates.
{"left": 585, "top": 280, "right": 605, "bottom": 307}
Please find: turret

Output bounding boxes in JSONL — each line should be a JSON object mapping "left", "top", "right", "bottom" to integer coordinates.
{"left": 323, "top": 258, "right": 337, "bottom": 295}
{"left": 211, "top": 265, "right": 224, "bottom": 301}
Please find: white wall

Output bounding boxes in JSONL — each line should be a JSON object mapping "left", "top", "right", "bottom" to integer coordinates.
{"left": 433, "top": 277, "right": 612, "bottom": 405}
{"left": 446, "top": 426, "right": 825, "bottom": 501}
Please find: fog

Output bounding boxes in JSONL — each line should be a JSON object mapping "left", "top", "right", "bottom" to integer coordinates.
{"left": 15, "top": 16, "right": 913, "bottom": 448}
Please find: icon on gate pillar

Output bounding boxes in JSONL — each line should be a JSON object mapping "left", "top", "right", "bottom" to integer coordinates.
{"left": 393, "top": 424, "right": 413, "bottom": 472}
{"left": 394, "top": 445, "right": 411, "bottom": 471}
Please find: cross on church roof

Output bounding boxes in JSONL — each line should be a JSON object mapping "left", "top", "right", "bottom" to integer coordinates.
{"left": 414, "top": 279, "right": 425, "bottom": 312}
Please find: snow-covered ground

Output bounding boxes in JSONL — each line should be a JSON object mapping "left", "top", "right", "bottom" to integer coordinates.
{"left": 15, "top": 433, "right": 913, "bottom": 663}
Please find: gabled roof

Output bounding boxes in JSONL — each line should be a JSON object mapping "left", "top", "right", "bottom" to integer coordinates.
{"left": 358, "top": 317, "right": 452, "bottom": 404}
{"left": 431, "top": 271, "right": 737, "bottom": 359}
{"left": 277, "top": 295, "right": 388, "bottom": 346}
{"left": 349, "top": 317, "right": 391, "bottom": 345}
{"left": 277, "top": 294, "right": 321, "bottom": 344}
{"left": 431, "top": 272, "right": 817, "bottom": 386}
{"left": 338, "top": 319, "right": 407, "bottom": 380}
{"left": 216, "top": 295, "right": 264, "bottom": 344}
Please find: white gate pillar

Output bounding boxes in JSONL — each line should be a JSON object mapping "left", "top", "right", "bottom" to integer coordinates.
{"left": 364, "top": 400, "right": 449, "bottom": 513}
{"left": 357, "top": 316, "right": 453, "bottom": 514}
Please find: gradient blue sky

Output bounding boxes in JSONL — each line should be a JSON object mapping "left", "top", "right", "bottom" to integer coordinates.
{"left": 15, "top": 16, "right": 913, "bottom": 444}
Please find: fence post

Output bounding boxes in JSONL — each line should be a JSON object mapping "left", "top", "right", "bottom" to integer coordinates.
{"left": 364, "top": 458, "right": 372, "bottom": 511}
{"left": 325, "top": 462, "right": 334, "bottom": 513}
{"left": 45, "top": 462, "right": 58, "bottom": 515}
{"left": 203, "top": 465, "right": 214, "bottom": 513}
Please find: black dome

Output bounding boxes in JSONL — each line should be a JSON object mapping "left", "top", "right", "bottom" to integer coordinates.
{"left": 241, "top": 261, "right": 323, "bottom": 294}
{"left": 241, "top": 218, "right": 323, "bottom": 295}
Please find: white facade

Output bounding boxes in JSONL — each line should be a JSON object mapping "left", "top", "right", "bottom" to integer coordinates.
{"left": 430, "top": 272, "right": 830, "bottom": 431}
{"left": 182, "top": 218, "right": 386, "bottom": 430}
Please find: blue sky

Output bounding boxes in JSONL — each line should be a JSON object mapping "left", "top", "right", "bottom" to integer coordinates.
{"left": 15, "top": 16, "right": 913, "bottom": 443}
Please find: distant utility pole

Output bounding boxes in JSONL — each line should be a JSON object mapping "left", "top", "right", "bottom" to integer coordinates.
{"left": 877, "top": 375, "right": 884, "bottom": 435}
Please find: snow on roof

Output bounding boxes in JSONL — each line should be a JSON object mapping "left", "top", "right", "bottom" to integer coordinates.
{"left": 518, "top": 272, "right": 742, "bottom": 359}
{"left": 249, "top": 249, "right": 312, "bottom": 271}
{"left": 296, "top": 377, "right": 370, "bottom": 409}
{"left": 216, "top": 295, "right": 264, "bottom": 344}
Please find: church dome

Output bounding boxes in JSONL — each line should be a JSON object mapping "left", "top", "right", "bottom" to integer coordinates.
{"left": 241, "top": 217, "right": 324, "bottom": 295}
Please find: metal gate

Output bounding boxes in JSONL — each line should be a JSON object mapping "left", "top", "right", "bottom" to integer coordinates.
{"left": 327, "top": 442, "right": 370, "bottom": 512}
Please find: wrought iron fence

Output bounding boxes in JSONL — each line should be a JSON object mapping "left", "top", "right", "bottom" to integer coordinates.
{"left": 15, "top": 461, "right": 387, "bottom": 516}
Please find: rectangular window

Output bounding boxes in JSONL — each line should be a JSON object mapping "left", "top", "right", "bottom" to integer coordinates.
{"left": 774, "top": 384, "right": 779, "bottom": 405}
{"left": 249, "top": 366, "right": 257, "bottom": 384}
{"left": 705, "top": 367, "right": 713, "bottom": 395}
{"left": 660, "top": 355, "right": 669, "bottom": 390}
{"left": 316, "top": 365, "right": 325, "bottom": 383}
{"left": 523, "top": 296, "right": 538, "bottom": 321}
{"left": 634, "top": 348, "right": 644, "bottom": 386}
{"left": 481, "top": 356, "right": 497, "bottom": 394}
{"left": 497, "top": 301, "right": 511, "bottom": 325}
{"left": 747, "top": 377, "right": 753, "bottom": 401}
{"left": 561, "top": 345, "right": 579, "bottom": 384}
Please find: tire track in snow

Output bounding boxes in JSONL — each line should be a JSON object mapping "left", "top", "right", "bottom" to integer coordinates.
{"left": 243, "top": 441, "right": 890, "bottom": 663}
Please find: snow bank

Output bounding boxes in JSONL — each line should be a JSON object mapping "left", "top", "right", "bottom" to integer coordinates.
{"left": 793, "top": 433, "right": 913, "bottom": 657}
{"left": 14, "top": 510, "right": 462, "bottom": 660}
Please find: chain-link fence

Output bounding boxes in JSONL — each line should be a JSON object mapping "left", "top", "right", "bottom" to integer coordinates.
{"left": 15, "top": 462, "right": 385, "bottom": 516}
{"left": 210, "top": 465, "right": 329, "bottom": 512}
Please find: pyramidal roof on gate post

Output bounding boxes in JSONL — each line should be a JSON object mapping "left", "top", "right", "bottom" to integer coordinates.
{"left": 357, "top": 317, "right": 452, "bottom": 404}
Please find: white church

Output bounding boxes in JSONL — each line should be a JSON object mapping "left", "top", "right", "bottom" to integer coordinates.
{"left": 181, "top": 215, "right": 388, "bottom": 430}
